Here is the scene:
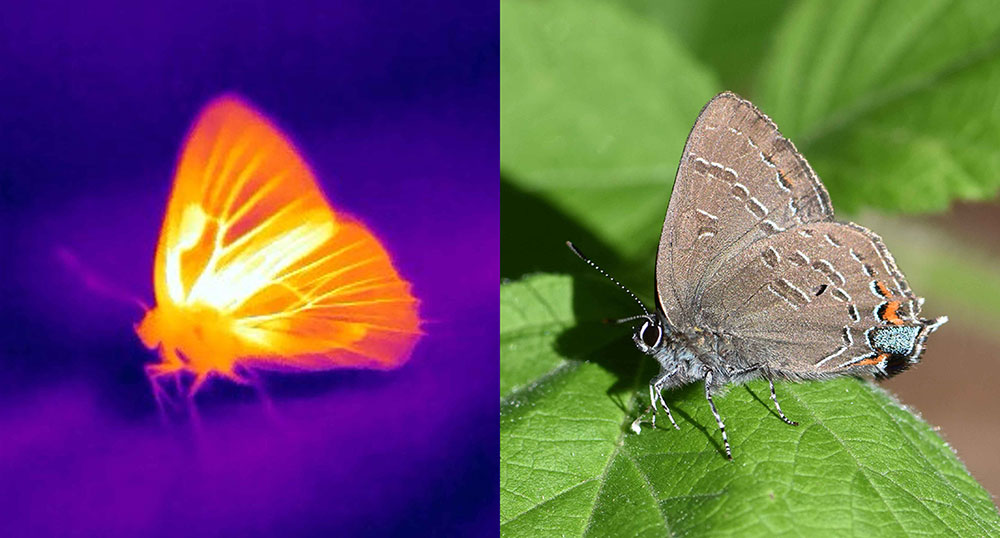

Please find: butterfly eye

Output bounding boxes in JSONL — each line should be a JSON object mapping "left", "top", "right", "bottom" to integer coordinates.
{"left": 638, "top": 321, "right": 662, "bottom": 349}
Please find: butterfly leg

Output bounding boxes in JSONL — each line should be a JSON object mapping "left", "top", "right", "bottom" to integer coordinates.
{"left": 730, "top": 365, "right": 760, "bottom": 378}
{"left": 769, "top": 379, "right": 798, "bottom": 426}
{"left": 631, "top": 375, "right": 679, "bottom": 434}
{"left": 240, "top": 367, "right": 281, "bottom": 424}
{"left": 655, "top": 377, "right": 680, "bottom": 431}
{"left": 181, "top": 375, "right": 206, "bottom": 434}
{"left": 649, "top": 374, "right": 680, "bottom": 431}
{"left": 704, "top": 372, "right": 732, "bottom": 460}
{"left": 144, "top": 365, "right": 170, "bottom": 424}
{"left": 145, "top": 362, "right": 183, "bottom": 422}
{"left": 187, "top": 372, "right": 209, "bottom": 398}
{"left": 183, "top": 395, "right": 204, "bottom": 436}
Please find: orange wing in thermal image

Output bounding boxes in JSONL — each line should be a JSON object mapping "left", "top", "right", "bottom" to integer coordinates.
{"left": 135, "top": 96, "right": 420, "bottom": 390}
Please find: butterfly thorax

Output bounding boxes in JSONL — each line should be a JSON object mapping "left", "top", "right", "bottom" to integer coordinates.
{"left": 135, "top": 303, "right": 248, "bottom": 377}
{"left": 640, "top": 321, "right": 761, "bottom": 394}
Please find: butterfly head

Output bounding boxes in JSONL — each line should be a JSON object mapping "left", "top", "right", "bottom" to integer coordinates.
{"left": 135, "top": 307, "right": 163, "bottom": 350}
{"left": 633, "top": 315, "right": 664, "bottom": 354}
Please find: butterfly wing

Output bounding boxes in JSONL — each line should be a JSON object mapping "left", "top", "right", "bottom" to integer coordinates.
{"left": 655, "top": 92, "right": 834, "bottom": 329}
{"left": 151, "top": 96, "right": 419, "bottom": 373}
{"left": 699, "top": 221, "right": 943, "bottom": 378}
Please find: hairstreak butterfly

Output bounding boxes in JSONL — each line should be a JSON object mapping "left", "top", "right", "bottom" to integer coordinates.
{"left": 569, "top": 91, "right": 946, "bottom": 459}
{"left": 135, "top": 96, "right": 421, "bottom": 404}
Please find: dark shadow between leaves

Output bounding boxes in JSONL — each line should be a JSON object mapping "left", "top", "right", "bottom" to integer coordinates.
{"left": 556, "top": 264, "right": 648, "bottom": 391}
{"left": 555, "top": 322, "right": 643, "bottom": 391}
{"left": 504, "top": 171, "right": 648, "bottom": 396}
{"left": 501, "top": 175, "right": 623, "bottom": 280}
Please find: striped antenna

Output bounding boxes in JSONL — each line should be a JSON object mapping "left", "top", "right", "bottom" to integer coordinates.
{"left": 565, "top": 241, "right": 651, "bottom": 319}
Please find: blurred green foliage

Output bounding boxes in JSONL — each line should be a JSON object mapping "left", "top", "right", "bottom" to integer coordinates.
{"left": 501, "top": 0, "right": 1000, "bottom": 535}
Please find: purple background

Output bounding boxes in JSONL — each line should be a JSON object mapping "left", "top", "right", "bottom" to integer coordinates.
{"left": 0, "top": 2, "right": 497, "bottom": 536}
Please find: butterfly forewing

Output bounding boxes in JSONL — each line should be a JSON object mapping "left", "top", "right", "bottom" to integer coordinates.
{"left": 655, "top": 92, "right": 834, "bottom": 328}
{"left": 151, "top": 97, "right": 419, "bottom": 376}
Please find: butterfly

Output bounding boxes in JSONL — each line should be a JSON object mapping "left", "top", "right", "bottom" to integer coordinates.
{"left": 570, "top": 92, "right": 946, "bottom": 459}
{"left": 135, "top": 96, "right": 421, "bottom": 399}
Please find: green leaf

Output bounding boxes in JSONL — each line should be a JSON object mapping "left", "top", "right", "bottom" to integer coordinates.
{"left": 755, "top": 0, "right": 1000, "bottom": 213}
{"left": 500, "top": 0, "right": 719, "bottom": 263}
{"left": 615, "top": 0, "right": 793, "bottom": 93}
{"left": 500, "top": 274, "right": 1000, "bottom": 537}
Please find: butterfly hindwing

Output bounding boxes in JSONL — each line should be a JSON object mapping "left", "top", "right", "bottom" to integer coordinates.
{"left": 699, "top": 221, "right": 932, "bottom": 378}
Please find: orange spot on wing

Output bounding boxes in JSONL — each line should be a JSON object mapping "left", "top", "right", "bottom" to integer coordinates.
{"left": 875, "top": 281, "right": 891, "bottom": 298}
{"left": 881, "top": 301, "right": 904, "bottom": 326}
{"left": 856, "top": 353, "right": 889, "bottom": 366}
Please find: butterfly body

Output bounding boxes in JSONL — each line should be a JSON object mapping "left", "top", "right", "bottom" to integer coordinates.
{"left": 640, "top": 328, "right": 756, "bottom": 394}
{"left": 136, "top": 96, "right": 420, "bottom": 395}
{"left": 137, "top": 301, "right": 252, "bottom": 381}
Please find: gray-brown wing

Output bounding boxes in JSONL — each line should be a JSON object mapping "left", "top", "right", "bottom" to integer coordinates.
{"left": 655, "top": 92, "right": 833, "bottom": 329}
{"left": 699, "top": 221, "right": 942, "bottom": 378}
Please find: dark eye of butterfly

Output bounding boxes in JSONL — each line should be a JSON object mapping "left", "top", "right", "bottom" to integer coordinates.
{"left": 639, "top": 320, "right": 662, "bottom": 348}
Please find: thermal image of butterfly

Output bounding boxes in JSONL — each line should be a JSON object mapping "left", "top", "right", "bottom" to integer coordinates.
{"left": 134, "top": 95, "right": 421, "bottom": 398}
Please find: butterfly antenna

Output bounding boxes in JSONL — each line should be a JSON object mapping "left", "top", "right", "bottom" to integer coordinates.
{"left": 612, "top": 314, "right": 650, "bottom": 325}
{"left": 566, "top": 241, "right": 651, "bottom": 318}
{"left": 55, "top": 246, "right": 149, "bottom": 312}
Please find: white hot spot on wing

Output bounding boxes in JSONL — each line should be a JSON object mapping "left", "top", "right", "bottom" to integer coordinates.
{"left": 186, "top": 206, "right": 335, "bottom": 311}
{"left": 759, "top": 220, "right": 784, "bottom": 234}
{"left": 166, "top": 204, "right": 208, "bottom": 303}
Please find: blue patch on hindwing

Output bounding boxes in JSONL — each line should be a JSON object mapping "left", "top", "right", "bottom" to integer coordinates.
{"left": 867, "top": 325, "right": 920, "bottom": 356}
